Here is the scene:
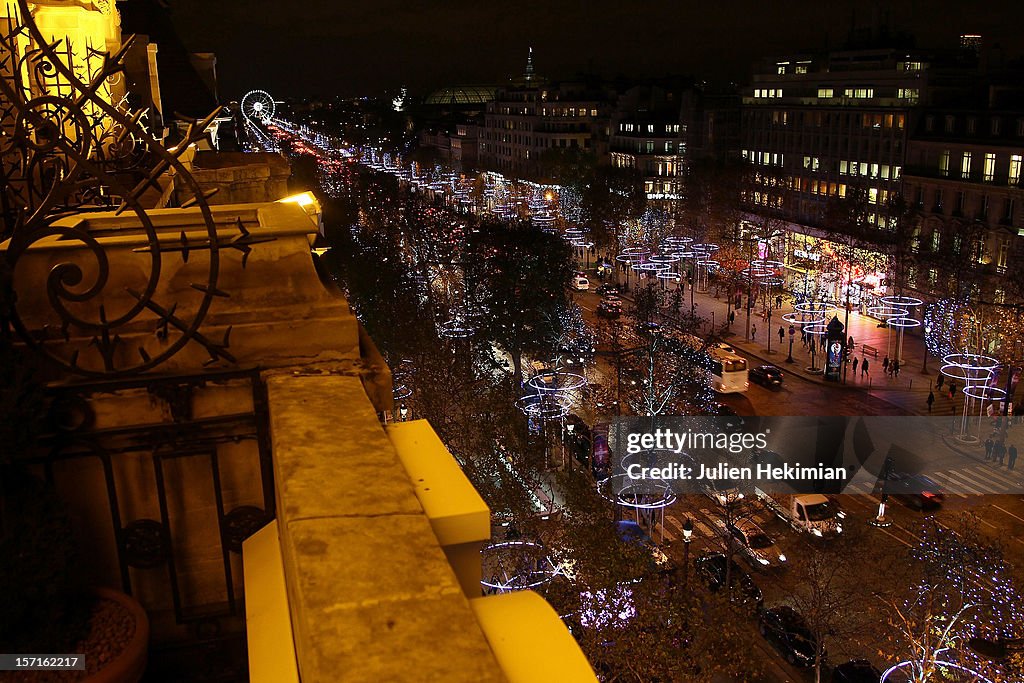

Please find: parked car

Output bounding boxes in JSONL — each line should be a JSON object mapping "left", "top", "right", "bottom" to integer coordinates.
{"left": 573, "top": 276, "right": 590, "bottom": 291}
{"left": 595, "top": 283, "right": 620, "bottom": 296}
{"left": 758, "top": 606, "right": 821, "bottom": 667}
{"left": 831, "top": 659, "right": 883, "bottom": 683}
{"left": 597, "top": 299, "right": 622, "bottom": 318}
{"left": 750, "top": 364, "right": 784, "bottom": 389}
{"left": 694, "top": 553, "right": 763, "bottom": 607}
{"left": 885, "top": 472, "right": 945, "bottom": 509}
{"left": 727, "top": 520, "right": 787, "bottom": 570}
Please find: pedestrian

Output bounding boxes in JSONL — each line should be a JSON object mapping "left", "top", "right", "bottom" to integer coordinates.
{"left": 994, "top": 440, "right": 1006, "bottom": 465}
{"left": 778, "top": 326, "right": 785, "bottom": 345}
{"left": 936, "top": 373, "right": 944, "bottom": 390}
{"left": 751, "top": 324, "right": 757, "bottom": 339}
{"left": 853, "top": 357, "right": 859, "bottom": 376}
{"left": 882, "top": 356, "right": 889, "bottom": 373}
{"left": 949, "top": 382, "right": 957, "bottom": 400}
{"left": 862, "top": 358, "right": 869, "bottom": 376}
{"left": 776, "top": 295, "right": 783, "bottom": 309}
{"left": 984, "top": 437, "right": 994, "bottom": 460}
{"left": 894, "top": 360, "right": 900, "bottom": 377}
{"left": 1008, "top": 444, "right": 1018, "bottom": 471}
{"left": 927, "top": 391, "right": 934, "bottom": 412}
{"left": 729, "top": 310, "right": 735, "bottom": 325}
{"left": 801, "top": 330, "right": 807, "bottom": 346}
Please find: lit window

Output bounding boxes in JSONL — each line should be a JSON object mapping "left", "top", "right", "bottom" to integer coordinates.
{"left": 961, "top": 152, "right": 972, "bottom": 178}
{"left": 904, "top": 61, "right": 923, "bottom": 71}
{"left": 840, "top": 160, "right": 849, "bottom": 174}
{"left": 983, "top": 153, "right": 996, "bottom": 182}
{"left": 648, "top": 124, "right": 655, "bottom": 133}
{"left": 1010, "top": 155, "right": 1022, "bottom": 185}
{"left": 817, "top": 87, "right": 834, "bottom": 98}
{"left": 590, "top": 109, "right": 597, "bottom": 117}
{"left": 897, "top": 88, "right": 920, "bottom": 103}
{"left": 795, "top": 65, "right": 808, "bottom": 74}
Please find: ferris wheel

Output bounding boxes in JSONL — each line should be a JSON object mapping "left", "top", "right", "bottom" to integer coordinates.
{"left": 241, "top": 89, "right": 275, "bottom": 123}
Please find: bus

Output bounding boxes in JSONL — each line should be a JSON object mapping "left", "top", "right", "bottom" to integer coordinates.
{"left": 709, "top": 344, "right": 749, "bottom": 393}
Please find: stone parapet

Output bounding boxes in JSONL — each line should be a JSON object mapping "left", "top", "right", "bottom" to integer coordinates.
{"left": 265, "top": 374, "right": 506, "bottom": 682}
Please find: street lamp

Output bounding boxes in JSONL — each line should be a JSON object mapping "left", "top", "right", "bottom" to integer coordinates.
{"left": 566, "top": 422, "right": 575, "bottom": 470}
{"left": 786, "top": 325, "right": 795, "bottom": 364}
{"left": 683, "top": 517, "right": 693, "bottom": 587}
{"left": 399, "top": 403, "right": 409, "bottom": 421}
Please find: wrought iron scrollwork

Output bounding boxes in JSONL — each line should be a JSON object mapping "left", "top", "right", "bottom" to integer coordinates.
{"left": 0, "top": 0, "right": 263, "bottom": 377}
{"left": 221, "top": 505, "right": 269, "bottom": 552}
{"left": 121, "top": 518, "right": 169, "bottom": 568}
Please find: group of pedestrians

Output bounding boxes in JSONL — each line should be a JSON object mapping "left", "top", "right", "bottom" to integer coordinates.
{"left": 984, "top": 435, "right": 1019, "bottom": 471}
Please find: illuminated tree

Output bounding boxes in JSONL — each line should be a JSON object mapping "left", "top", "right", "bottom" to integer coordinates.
{"left": 880, "top": 513, "right": 1024, "bottom": 683}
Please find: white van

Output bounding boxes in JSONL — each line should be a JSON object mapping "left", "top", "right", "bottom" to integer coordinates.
{"left": 573, "top": 276, "right": 590, "bottom": 291}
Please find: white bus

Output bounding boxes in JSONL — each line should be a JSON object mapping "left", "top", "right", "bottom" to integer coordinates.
{"left": 709, "top": 345, "right": 749, "bottom": 393}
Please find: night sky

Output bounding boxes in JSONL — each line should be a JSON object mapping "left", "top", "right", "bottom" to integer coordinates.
{"left": 166, "top": 0, "right": 1024, "bottom": 101}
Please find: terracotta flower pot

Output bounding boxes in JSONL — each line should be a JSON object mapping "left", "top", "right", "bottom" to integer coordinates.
{"left": 81, "top": 587, "right": 149, "bottom": 683}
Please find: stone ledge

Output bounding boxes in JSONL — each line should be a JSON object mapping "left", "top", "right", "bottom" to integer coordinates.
{"left": 265, "top": 373, "right": 506, "bottom": 683}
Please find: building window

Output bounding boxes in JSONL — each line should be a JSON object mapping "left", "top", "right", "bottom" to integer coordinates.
{"left": 795, "top": 64, "right": 808, "bottom": 74}
{"left": 897, "top": 88, "right": 919, "bottom": 103}
{"left": 983, "top": 153, "right": 996, "bottom": 182}
{"left": 939, "top": 149, "right": 950, "bottom": 177}
{"left": 1005, "top": 198, "right": 1016, "bottom": 222}
{"left": 980, "top": 194, "right": 989, "bottom": 218}
{"left": 925, "top": 115, "right": 935, "bottom": 132}
{"left": 998, "top": 242, "right": 1010, "bottom": 271}
{"left": 945, "top": 115, "right": 955, "bottom": 133}
{"left": 1018, "top": 119, "right": 1024, "bottom": 136}
{"left": 935, "top": 189, "right": 943, "bottom": 210}
{"left": 1010, "top": 155, "right": 1022, "bottom": 185}
{"left": 956, "top": 191, "right": 966, "bottom": 213}
{"left": 992, "top": 118, "right": 1001, "bottom": 135}
{"left": 817, "top": 87, "right": 834, "bottom": 98}
{"left": 647, "top": 124, "right": 655, "bottom": 133}
{"left": 646, "top": 140, "right": 654, "bottom": 153}
{"left": 904, "top": 61, "right": 923, "bottom": 71}
{"left": 665, "top": 141, "right": 673, "bottom": 153}
{"left": 931, "top": 230, "right": 941, "bottom": 251}
{"left": 590, "top": 109, "right": 597, "bottom": 117}
{"left": 843, "top": 87, "right": 874, "bottom": 98}
{"left": 961, "top": 152, "right": 972, "bottom": 178}
{"left": 777, "top": 64, "right": 787, "bottom": 75}
{"left": 967, "top": 117, "right": 977, "bottom": 134}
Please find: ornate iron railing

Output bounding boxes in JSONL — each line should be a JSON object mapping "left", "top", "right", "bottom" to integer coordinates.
{"left": 0, "top": 0, "right": 266, "bottom": 378}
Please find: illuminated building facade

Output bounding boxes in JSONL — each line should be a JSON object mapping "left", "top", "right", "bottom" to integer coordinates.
{"left": 479, "top": 53, "right": 612, "bottom": 180}
{"left": 609, "top": 85, "right": 688, "bottom": 201}
{"left": 739, "top": 46, "right": 979, "bottom": 310}
{"left": 902, "top": 99, "right": 1024, "bottom": 304}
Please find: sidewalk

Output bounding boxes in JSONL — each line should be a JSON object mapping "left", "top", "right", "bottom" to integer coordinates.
{"left": 596, "top": 268, "right": 952, "bottom": 418}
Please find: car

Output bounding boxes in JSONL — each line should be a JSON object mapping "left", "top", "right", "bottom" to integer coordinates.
{"left": 726, "top": 520, "right": 787, "bottom": 570}
{"left": 885, "top": 472, "right": 945, "bottom": 509}
{"left": 595, "top": 283, "right": 620, "bottom": 297}
{"left": 597, "top": 300, "right": 622, "bottom": 319}
{"left": 831, "top": 659, "right": 883, "bottom": 683}
{"left": 758, "top": 606, "right": 821, "bottom": 668}
{"left": 701, "top": 477, "right": 745, "bottom": 507}
{"left": 694, "top": 553, "right": 763, "bottom": 607}
{"left": 712, "top": 402, "right": 744, "bottom": 430}
{"left": 750, "top": 364, "right": 784, "bottom": 389}
{"left": 573, "top": 276, "right": 590, "bottom": 291}
{"left": 635, "top": 321, "right": 662, "bottom": 338}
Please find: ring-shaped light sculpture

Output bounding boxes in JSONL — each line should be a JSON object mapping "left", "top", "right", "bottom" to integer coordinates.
{"left": 867, "top": 306, "right": 910, "bottom": 319}
{"left": 480, "top": 541, "right": 562, "bottom": 593}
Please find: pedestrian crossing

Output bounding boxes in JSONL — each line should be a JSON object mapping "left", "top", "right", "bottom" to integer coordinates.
{"left": 656, "top": 505, "right": 775, "bottom": 543}
{"left": 840, "top": 464, "right": 1024, "bottom": 497}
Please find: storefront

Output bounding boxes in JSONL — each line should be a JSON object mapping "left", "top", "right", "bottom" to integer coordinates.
{"left": 783, "top": 233, "right": 891, "bottom": 318}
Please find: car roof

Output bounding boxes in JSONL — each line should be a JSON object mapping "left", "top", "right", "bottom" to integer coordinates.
{"left": 730, "top": 519, "right": 768, "bottom": 536}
